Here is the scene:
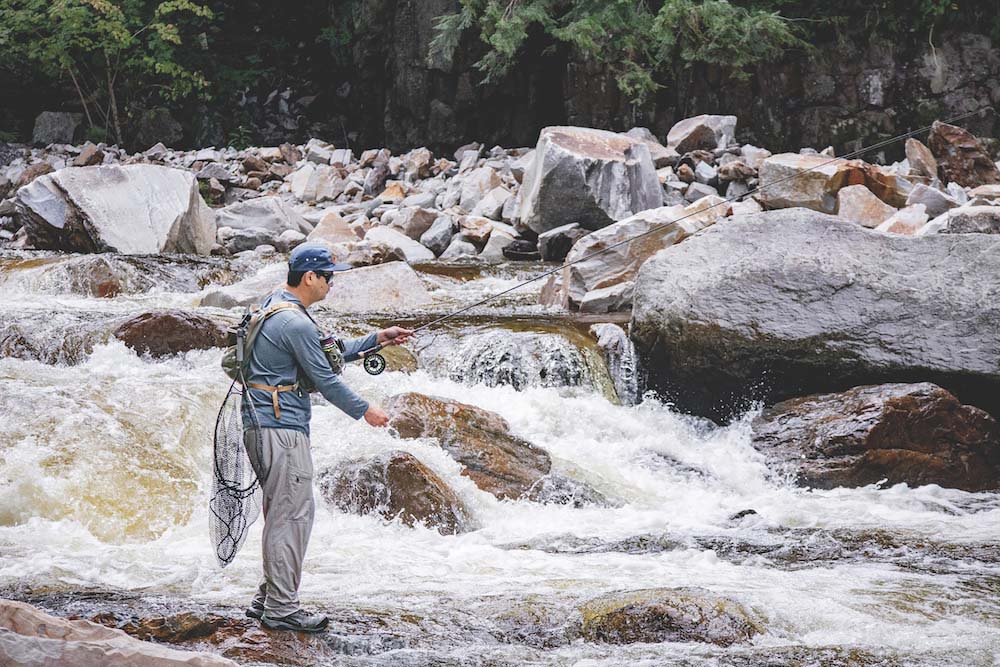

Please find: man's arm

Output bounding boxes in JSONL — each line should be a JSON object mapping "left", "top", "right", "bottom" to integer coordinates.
{"left": 340, "top": 332, "right": 378, "bottom": 362}
{"left": 282, "top": 318, "right": 369, "bottom": 419}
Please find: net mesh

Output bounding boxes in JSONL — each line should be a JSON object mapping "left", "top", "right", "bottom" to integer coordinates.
{"left": 209, "top": 379, "right": 263, "bottom": 567}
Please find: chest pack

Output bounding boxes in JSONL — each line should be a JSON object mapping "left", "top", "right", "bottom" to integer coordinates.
{"left": 221, "top": 300, "right": 345, "bottom": 418}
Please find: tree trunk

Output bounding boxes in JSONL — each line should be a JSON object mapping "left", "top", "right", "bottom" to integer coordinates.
{"left": 105, "top": 53, "right": 124, "bottom": 145}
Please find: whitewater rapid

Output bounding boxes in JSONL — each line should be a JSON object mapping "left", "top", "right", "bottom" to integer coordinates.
{"left": 1, "top": 254, "right": 998, "bottom": 666}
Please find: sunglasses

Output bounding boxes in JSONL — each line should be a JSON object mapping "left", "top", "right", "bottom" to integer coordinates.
{"left": 314, "top": 271, "right": 333, "bottom": 282}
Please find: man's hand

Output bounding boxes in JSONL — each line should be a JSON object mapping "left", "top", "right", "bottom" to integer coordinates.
{"left": 363, "top": 405, "right": 390, "bottom": 427}
{"left": 377, "top": 326, "right": 415, "bottom": 346}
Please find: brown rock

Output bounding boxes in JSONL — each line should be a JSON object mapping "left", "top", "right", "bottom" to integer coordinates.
{"left": 267, "top": 164, "right": 293, "bottom": 180}
{"left": 379, "top": 181, "right": 409, "bottom": 202}
{"left": 676, "top": 164, "right": 694, "bottom": 184}
{"left": 73, "top": 143, "right": 105, "bottom": 167}
{"left": 905, "top": 138, "right": 937, "bottom": 180}
{"left": 579, "top": 587, "right": 761, "bottom": 646}
{"left": 278, "top": 142, "right": 302, "bottom": 166}
{"left": 751, "top": 383, "right": 1000, "bottom": 491}
{"left": 385, "top": 392, "right": 551, "bottom": 499}
{"left": 243, "top": 177, "right": 262, "bottom": 191}
{"left": 927, "top": 120, "right": 1000, "bottom": 188}
{"left": 114, "top": 310, "right": 228, "bottom": 357}
{"left": 718, "top": 160, "right": 755, "bottom": 182}
{"left": 123, "top": 613, "right": 227, "bottom": 643}
{"left": 319, "top": 450, "right": 471, "bottom": 534}
{"left": 16, "top": 162, "right": 54, "bottom": 188}
{"left": 242, "top": 155, "right": 268, "bottom": 173}
{"left": 458, "top": 215, "right": 493, "bottom": 244}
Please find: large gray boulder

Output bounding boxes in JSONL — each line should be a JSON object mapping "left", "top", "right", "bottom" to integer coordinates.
{"left": 517, "top": 127, "right": 662, "bottom": 235}
{"left": 215, "top": 197, "right": 311, "bottom": 235}
{"left": 32, "top": 111, "right": 82, "bottom": 145}
{"left": 631, "top": 208, "right": 1000, "bottom": 421}
{"left": 16, "top": 165, "right": 216, "bottom": 254}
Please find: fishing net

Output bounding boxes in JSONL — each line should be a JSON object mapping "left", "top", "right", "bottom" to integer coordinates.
{"left": 209, "top": 378, "right": 264, "bottom": 567}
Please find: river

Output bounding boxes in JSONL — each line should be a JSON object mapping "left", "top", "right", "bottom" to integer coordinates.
{"left": 1, "top": 250, "right": 998, "bottom": 666}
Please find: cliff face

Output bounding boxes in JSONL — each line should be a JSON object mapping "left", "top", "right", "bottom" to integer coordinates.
{"left": 348, "top": 2, "right": 998, "bottom": 155}
{"left": 5, "top": 0, "right": 998, "bottom": 154}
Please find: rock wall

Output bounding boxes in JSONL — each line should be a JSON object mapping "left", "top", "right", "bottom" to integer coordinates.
{"left": 342, "top": 10, "right": 1000, "bottom": 156}
{"left": 4, "top": 0, "right": 998, "bottom": 155}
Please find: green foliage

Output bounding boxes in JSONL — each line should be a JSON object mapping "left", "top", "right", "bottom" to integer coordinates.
{"left": 0, "top": 0, "right": 215, "bottom": 143}
{"left": 226, "top": 124, "right": 253, "bottom": 150}
{"left": 434, "top": 0, "right": 806, "bottom": 104}
{"left": 434, "top": 0, "right": 995, "bottom": 104}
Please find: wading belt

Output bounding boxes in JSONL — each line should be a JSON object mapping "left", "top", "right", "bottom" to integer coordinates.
{"left": 247, "top": 381, "right": 300, "bottom": 420}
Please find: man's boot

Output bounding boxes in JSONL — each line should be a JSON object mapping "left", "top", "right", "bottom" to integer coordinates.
{"left": 261, "top": 609, "right": 329, "bottom": 633}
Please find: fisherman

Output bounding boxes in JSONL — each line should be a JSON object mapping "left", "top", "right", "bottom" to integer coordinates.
{"left": 241, "top": 243, "right": 413, "bottom": 633}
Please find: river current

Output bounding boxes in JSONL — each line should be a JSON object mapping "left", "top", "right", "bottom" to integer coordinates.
{"left": 1, "top": 251, "right": 998, "bottom": 666}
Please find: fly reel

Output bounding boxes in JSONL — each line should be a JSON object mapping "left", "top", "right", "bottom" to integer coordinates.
{"left": 362, "top": 351, "right": 387, "bottom": 375}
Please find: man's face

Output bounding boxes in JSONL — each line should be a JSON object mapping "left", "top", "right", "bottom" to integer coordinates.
{"left": 308, "top": 270, "right": 333, "bottom": 301}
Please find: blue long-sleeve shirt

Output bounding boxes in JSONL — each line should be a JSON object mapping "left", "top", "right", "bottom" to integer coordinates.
{"left": 243, "top": 289, "right": 377, "bottom": 434}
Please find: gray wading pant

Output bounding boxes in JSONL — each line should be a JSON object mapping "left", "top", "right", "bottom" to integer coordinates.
{"left": 244, "top": 427, "right": 315, "bottom": 618}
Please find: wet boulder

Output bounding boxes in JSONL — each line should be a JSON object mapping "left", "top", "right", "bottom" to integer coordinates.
{"left": 542, "top": 198, "right": 724, "bottom": 310}
{"left": 631, "top": 208, "right": 1000, "bottom": 421}
{"left": 751, "top": 383, "right": 1000, "bottom": 491}
{"left": 319, "top": 450, "right": 471, "bottom": 534}
{"left": 517, "top": 126, "right": 662, "bottom": 235}
{"left": 385, "top": 392, "right": 551, "bottom": 499}
{"left": 113, "top": 310, "right": 228, "bottom": 357}
{"left": 0, "top": 599, "right": 238, "bottom": 667}
{"left": 927, "top": 120, "right": 1000, "bottom": 188}
{"left": 578, "top": 587, "right": 761, "bottom": 646}
{"left": 16, "top": 165, "right": 216, "bottom": 255}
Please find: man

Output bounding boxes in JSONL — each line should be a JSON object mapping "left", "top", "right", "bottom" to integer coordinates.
{"left": 242, "top": 243, "right": 413, "bottom": 633}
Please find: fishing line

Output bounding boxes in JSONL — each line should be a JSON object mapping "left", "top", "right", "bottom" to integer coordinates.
{"left": 359, "top": 105, "right": 995, "bottom": 363}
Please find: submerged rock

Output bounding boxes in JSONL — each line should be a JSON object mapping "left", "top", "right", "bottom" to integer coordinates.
{"left": 0, "top": 599, "right": 237, "bottom": 666}
{"left": 113, "top": 310, "right": 228, "bottom": 358}
{"left": 631, "top": 208, "right": 1000, "bottom": 421}
{"left": 319, "top": 450, "right": 471, "bottom": 534}
{"left": 16, "top": 165, "right": 215, "bottom": 255}
{"left": 517, "top": 126, "right": 661, "bottom": 235}
{"left": 578, "top": 587, "right": 761, "bottom": 646}
{"left": 385, "top": 392, "right": 551, "bottom": 499}
{"left": 751, "top": 383, "right": 1000, "bottom": 491}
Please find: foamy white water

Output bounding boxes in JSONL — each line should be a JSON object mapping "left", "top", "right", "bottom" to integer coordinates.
{"left": 1, "top": 251, "right": 998, "bottom": 666}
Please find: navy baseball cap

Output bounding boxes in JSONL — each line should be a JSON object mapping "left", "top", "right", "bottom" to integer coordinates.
{"left": 288, "top": 244, "right": 352, "bottom": 273}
